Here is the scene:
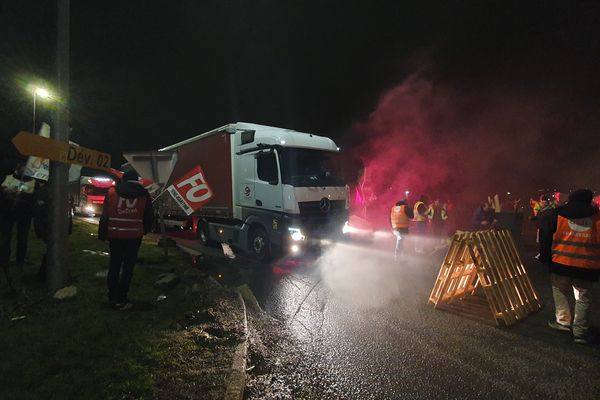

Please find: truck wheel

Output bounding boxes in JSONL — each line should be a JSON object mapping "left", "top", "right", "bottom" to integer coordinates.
{"left": 250, "top": 226, "right": 271, "bottom": 263}
{"left": 196, "top": 220, "right": 212, "bottom": 246}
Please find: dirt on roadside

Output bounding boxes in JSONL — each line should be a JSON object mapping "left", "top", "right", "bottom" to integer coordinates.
{"left": 153, "top": 278, "right": 246, "bottom": 400}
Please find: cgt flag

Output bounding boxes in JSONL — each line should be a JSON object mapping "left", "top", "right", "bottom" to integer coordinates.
{"left": 166, "top": 165, "right": 213, "bottom": 215}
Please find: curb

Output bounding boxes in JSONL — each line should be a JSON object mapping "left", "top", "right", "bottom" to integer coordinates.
{"left": 174, "top": 242, "right": 203, "bottom": 257}
{"left": 224, "top": 290, "right": 248, "bottom": 400}
{"left": 169, "top": 239, "right": 249, "bottom": 399}
{"left": 176, "top": 239, "right": 248, "bottom": 400}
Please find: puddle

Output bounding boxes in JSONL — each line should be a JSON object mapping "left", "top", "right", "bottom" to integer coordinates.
{"left": 82, "top": 249, "right": 109, "bottom": 257}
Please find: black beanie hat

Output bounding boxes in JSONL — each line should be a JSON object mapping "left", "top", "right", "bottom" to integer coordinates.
{"left": 122, "top": 170, "right": 140, "bottom": 182}
{"left": 568, "top": 189, "right": 593, "bottom": 203}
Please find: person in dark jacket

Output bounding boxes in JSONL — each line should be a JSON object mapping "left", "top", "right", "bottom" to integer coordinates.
{"left": 538, "top": 189, "right": 600, "bottom": 344}
{"left": 0, "top": 163, "right": 35, "bottom": 289}
{"left": 99, "top": 170, "right": 154, "bottom": 310}
{"left": 32, "top": 180, "right": 49, "bottom": 280}
{"left": 471, "top": 202, "right": 496, "bottom": 231}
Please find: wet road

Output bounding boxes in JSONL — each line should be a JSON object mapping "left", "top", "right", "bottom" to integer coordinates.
{"left": 174, "top": 232, "right": 600, "bottom": 399}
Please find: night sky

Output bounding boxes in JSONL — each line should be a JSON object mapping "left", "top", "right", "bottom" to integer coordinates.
{"left": 1, "top": 1, "right": 599, "bottom": 198}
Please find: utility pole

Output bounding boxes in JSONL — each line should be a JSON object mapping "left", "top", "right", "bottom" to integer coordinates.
{"left": 47, "top": 0, "right": 70, "bottom": 290}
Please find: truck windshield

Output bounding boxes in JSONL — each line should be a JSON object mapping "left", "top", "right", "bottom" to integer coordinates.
{"left": 278, "top": 148, "right": 345, "bottom": 187}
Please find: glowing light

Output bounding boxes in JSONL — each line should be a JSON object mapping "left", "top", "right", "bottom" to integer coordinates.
{"left": 342, "top": 221, "right": 352, "bottom": 234}
{"left": 291, "top": 244, "right": 300, "bottom": 253}
{"left": 218, "top": 228, "right": 224, "bottom": 235}
{"left": 507, "top": 191, "right": 511, "bottom": 195}
{"left": 288, "top": 227, "right": 305, "bottom": 241}
{"left": 280, "top": 140, "right": 286, "bottom": 145}
{"left": 84, "top": 205, "right": 95, "bottom": 213}
{"left": 35, "top": 87, "right": 50, "bottom": 98}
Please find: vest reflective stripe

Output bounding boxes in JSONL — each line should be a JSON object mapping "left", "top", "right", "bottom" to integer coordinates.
{"left": 551, "top": 250, "right": 600, "bottom": 261}
{"left": 106, "top": 188, "right": 147, "bottom": 239}
{"left": 109, "top": 217, "right": 143, "bottom": 223}
{"left": 413, "top": 201, "right": 426, "bottom": 222}
{"left": 553, "top": 240, "right": 600, "bottom": 249}
{"left": 391, "top": 205, "right": 409, "bottom": 229}
{"left": 551, "top": 214, "right": 600, "bottom": 269}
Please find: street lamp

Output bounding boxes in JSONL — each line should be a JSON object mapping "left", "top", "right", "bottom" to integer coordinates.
{"left": 33, "top": 87, "right": 50, "bottom": 134}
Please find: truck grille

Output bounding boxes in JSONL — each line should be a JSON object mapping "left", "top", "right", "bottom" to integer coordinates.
{"left": 297, "top": 200, "right": 347, "bottom": 234}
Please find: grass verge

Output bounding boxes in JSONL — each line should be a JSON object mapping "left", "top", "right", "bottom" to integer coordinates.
{"left": 0, "top": 220, "right": 208, "bottom": 400}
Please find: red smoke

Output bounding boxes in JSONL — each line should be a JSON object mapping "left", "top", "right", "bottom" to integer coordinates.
{"left": 347, "top": 74, "right": 598, "bottom": 229}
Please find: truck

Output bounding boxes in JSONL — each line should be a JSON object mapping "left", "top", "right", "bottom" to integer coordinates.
{"left": 156, "top": 122, "right": 349, "bottom": 261}
{"left": 70, "top": 176, "right": 115, "bottom": 217}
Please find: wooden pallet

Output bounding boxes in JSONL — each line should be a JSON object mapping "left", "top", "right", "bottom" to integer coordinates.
{"left": 429, "top": 230, "right": 541, "bottom": 326}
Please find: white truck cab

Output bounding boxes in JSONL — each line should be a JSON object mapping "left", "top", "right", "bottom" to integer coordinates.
{"left": 159, "top": 122, "right": 349, "bottom": 262}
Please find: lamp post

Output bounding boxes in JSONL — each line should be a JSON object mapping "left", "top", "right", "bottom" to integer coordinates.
{"left": 32, "top": 87, "right": 50, "bottom": 134}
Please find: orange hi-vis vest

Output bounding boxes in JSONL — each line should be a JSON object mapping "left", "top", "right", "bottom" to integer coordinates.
{"left": 106, "top": 187, "right": 147, "bottom": 239}
{"left": 391, "top": 205, "right": 410, "bottom": 229}
{"left": 552, "top": 214, "right": 600, "bottom": 269}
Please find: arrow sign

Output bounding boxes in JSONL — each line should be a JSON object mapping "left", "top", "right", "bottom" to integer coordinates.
{"left": 12, "top": 131, "right": 111, "bottom": 170}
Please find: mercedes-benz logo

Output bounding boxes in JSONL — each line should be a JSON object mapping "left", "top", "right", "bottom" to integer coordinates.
{"left": 319, "top": 197, "right": 331, "bottom": 212}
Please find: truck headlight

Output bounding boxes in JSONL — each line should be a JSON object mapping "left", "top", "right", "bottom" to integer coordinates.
{"left": 342, "top": 221, "right": 351, "bottom": 234}
{"left": 288, "top": 227, "right": 305, "bottom": 241}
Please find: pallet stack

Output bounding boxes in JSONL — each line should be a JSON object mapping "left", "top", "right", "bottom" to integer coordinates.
{"left": 429, "top": 229, "right": 541, "bottom": 326}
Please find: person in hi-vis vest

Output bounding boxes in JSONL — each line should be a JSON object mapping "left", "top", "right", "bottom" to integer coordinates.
{"left": 390, "top": 199, "right": 414, "bottom": 260}
{"left": 412, "top": 195, "right": 429, "bottom": 253}
{"left": 99, "top": 170, "right": 153, "bottom": 310}
{"left": 538, "top": 189, "right": 600, "bottom": 344}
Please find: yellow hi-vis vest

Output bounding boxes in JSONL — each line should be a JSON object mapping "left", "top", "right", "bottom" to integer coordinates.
{"left": 391, "top": 205, "right": 409, "bottom": 229}
{"left": 552, "top": 214, "right": 600, "bottom": 269}
{"left": 413, "top": 201, "right": 426, "bottom": 222}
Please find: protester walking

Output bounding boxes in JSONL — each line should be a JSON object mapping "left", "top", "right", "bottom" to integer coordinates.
{"left": 539, "top": 189, "right": 600, "bottom": 344}
{"left": 531, "top": 194, "right": 556, "bottom": 259}
{"left": 427, "top": 199, "right": 447, "bottom": 237}
{"left": 0, "top": 163, "right": 35, "bottom": 289}
{"left": 99, "top": 170, "right": 153, "bottom": 310}
{"left": 412, "top": 195, "right": 428, "bottom": 253}
{"left": 390, "top": 199, "right": 414, "bottom": 260}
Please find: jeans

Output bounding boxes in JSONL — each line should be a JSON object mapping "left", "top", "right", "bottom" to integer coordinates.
{"left": 413, "top": 222, "right": 427, "bottom": 252}
{"left": 107, "top": 238, "right": 142, "bottom": 304}
{"left": 393, "top": 230, "right": 406, "bottom": 260}
{"left": 551, "top": 273, "right": 594, "bottom": 338}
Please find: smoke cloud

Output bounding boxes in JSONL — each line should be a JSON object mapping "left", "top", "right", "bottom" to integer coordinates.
{"left": 348, "top": 73, "right": 599, "bottom": 228}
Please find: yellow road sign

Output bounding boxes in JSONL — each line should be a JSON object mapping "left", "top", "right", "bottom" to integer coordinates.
{"left": 12, "top": 131, "right": 111, "bottom": 170}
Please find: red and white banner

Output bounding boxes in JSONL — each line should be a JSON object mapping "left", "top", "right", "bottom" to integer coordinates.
{"left": 166, "top": 165, "right": 213, "bottom": 215}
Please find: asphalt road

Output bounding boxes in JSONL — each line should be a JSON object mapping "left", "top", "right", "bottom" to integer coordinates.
{"left": 171, "top": 231, "right": 600, "bottom": 399}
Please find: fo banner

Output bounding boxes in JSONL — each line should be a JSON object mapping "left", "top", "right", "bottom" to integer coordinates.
{"left": 166, "top": 165, "right": 213, "bottom": 215}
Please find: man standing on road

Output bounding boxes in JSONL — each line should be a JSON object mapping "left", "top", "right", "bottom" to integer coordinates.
{"left": 99, "top": 170, "right": 153, "bottom": 310}
{"left": 390, "top": 199, "right": 414, "bottom": 260}
{"left": 539, "top": 189, "right": 600, "bottom": 344}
